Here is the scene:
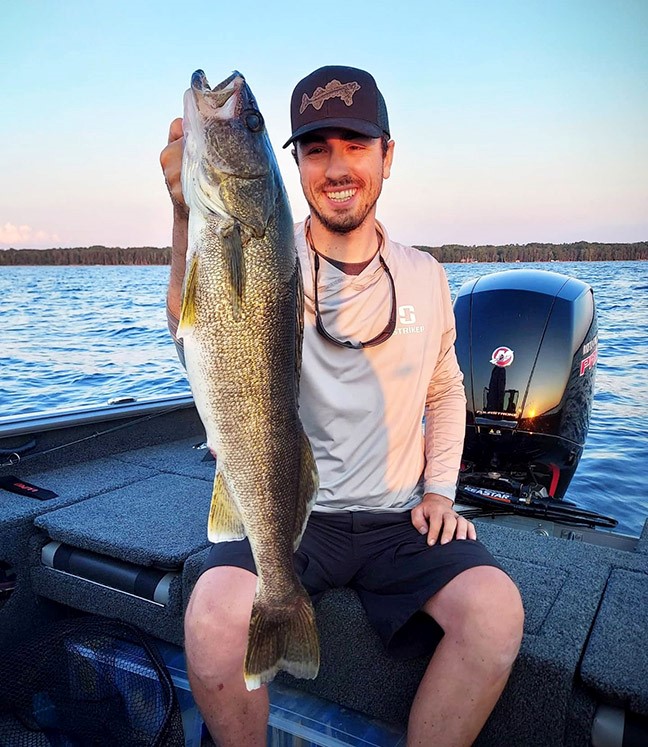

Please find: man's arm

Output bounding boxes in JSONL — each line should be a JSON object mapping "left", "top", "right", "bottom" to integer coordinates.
{"left": 410, "top": 263, "right": 476, "bottom": 545}
{"left": 160, "top": 118, "right": 189, "bottom": 365}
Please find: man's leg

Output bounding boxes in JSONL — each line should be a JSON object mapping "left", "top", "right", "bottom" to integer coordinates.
{"left": 184, "top": 566, "right": 268, "bottom": 746}
{"left": 407, "top": 566, "right": 524, "bottom": 747}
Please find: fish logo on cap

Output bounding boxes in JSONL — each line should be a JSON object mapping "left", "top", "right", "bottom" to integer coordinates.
{"left": 300, "top": 79, "right": 361, "bottom": 114}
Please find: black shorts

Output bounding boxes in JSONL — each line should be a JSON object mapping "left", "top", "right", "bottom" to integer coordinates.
{"left": 199, "top": 510, "right": 504, "bottom": 659}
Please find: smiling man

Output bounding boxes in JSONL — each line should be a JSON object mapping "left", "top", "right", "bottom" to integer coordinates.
{"left": 294, "top": 127, "right": 391, "bottom": 237}
{"left": 161, "top": 65, "right": 524, "bottom": 747}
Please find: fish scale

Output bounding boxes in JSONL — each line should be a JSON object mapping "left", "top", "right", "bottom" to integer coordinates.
{"left": 178, "top": 69, "right": 319, "bottom": 689}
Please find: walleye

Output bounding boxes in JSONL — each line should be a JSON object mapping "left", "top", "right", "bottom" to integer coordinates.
{"left": 178, "top": 70, "right": 319, "bottom": 689}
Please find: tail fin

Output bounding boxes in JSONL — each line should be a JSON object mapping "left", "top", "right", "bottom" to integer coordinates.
{"left": 243, "top": 591, "right": 319, "bottom": 690}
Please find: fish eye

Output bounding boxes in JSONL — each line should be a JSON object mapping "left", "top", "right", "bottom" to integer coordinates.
{"left": 244, "top": 110, "right": 264, "bottom": 132}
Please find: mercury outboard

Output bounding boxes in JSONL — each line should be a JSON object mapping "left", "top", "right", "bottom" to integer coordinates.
{"left": 453, "top": 269, "right": 615, "bottom": 529}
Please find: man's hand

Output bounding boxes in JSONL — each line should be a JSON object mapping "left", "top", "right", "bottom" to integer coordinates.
{"left": 411, "top": 492, "right": 477, "bottom": 546}
{"left": 160, "top": 118, "right": 187, "bottom": 214}
{"left": 161, "top": 118, "right": 190, "bottom": 322}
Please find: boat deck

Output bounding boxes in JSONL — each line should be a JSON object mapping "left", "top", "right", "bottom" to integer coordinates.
{"left": 1, "top": 400, "right": 647, "bottom": 746}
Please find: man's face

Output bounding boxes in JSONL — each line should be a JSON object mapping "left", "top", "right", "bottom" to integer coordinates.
{"left": 294, "top": 128, "right": 394, "bottom": 234}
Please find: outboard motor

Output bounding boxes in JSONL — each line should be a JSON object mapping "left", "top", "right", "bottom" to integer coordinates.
{"left": 453, "top": 269, "right": 599, "bottom": 509}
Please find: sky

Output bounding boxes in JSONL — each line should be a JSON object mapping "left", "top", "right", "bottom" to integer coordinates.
{"left": 1, "top": 0, "right": 646, "bottom": 249}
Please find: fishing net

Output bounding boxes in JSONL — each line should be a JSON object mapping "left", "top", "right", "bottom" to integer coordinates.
{"left": 0, "top": 616, "right": 185, "bottom": 746}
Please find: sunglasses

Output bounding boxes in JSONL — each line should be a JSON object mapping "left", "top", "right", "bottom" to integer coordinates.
{"left": 311, "top": 245, "right": 397, "bottom": 349}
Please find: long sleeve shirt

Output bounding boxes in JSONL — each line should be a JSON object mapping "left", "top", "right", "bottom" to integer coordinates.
{"left": 295, "top": 221, "right": 465, "bottom": 511}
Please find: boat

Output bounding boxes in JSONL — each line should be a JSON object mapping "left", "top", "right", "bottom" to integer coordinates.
{"left": 0, "top": 269, "right": 646, "bottom": 746}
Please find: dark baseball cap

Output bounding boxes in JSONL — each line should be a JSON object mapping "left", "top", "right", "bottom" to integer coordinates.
{"left": 283, "top": 65, "right": 390, "bottom": 148}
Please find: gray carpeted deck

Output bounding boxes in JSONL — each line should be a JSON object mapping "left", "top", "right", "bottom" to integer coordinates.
{"left": 1, "top": 404, "right": 647, "bottom": 746}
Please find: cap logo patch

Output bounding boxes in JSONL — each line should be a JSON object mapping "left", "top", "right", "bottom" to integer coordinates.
{"left": 299, "top": 79, "right": 361, "bottom": 114}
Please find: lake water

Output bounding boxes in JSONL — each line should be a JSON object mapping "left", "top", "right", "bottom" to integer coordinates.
{"left": 1, "top": 260, "right": 646, "bottom": 536}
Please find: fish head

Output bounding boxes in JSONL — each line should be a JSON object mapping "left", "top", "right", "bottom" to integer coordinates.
{"left": 182, "top": 70, "right": 282, "bottom": 237}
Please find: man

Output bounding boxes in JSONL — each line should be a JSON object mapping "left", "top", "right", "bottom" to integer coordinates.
{"left": 161, "top": 65, "right": 524, "bottom": 747}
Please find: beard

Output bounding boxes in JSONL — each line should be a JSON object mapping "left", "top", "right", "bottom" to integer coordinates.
{"left": 305, "top": 181, "right": 382, "bottom": 235}
{"left": 309, "top": 205, "right": 372, "bottom": 234}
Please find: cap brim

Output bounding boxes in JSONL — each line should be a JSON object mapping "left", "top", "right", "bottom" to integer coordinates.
{"left": 282, "top": 117, "right": 384, "bottom": 148}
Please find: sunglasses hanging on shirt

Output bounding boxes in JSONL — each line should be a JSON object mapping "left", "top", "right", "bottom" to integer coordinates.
{"left": 307, "top": 224, "right": 397, "bottom": 349}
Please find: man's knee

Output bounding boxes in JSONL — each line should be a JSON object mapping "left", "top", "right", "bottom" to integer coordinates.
{"left": 478, "top": 570, "right": 524, "bottom": 669}
{"left": 184, "top": 566, "right": 257, "bottom": 683}
{"left": 425, "top": 566, "right": 524, "bottom": 669}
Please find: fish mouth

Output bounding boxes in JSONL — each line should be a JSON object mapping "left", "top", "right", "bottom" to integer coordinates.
{"left": 191, "top": 69, "right": 245, "bottom": 111}
{"left": 183, "top": 68, "right": 271, "bottom": 188}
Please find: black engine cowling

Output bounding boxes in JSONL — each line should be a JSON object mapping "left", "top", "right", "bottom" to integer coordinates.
{"left": 453, "top": 269, "right": 598, "bottom": 503}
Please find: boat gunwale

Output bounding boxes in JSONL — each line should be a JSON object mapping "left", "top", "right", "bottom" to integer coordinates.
{"left": 0, "top": 394, "right": 195, "bottom": 439}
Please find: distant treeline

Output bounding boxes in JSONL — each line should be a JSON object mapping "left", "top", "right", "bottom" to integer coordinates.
{"left": 416, "top": 241, "right": 647, "bottom": 263}
{"left": 0, "top": 246, "right": 172, "bottom": 265}
{"left": 0, "top": 241, "right": 646, "bottom": 266}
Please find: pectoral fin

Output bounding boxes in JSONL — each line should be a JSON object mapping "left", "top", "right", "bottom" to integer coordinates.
{"left": 207, "top": 472, "right": 246, "bottom": 542}
{"left": 220, "top": 223, "right": 245, "bottom": 319}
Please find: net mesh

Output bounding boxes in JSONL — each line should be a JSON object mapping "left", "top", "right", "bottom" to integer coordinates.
{"left": 0, "top": 616, "right": 185, "bottom": 746}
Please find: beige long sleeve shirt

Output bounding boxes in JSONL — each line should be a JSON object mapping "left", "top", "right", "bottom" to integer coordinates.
{"left": 295, "top": 221, "right": 466, "bottom": 512}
